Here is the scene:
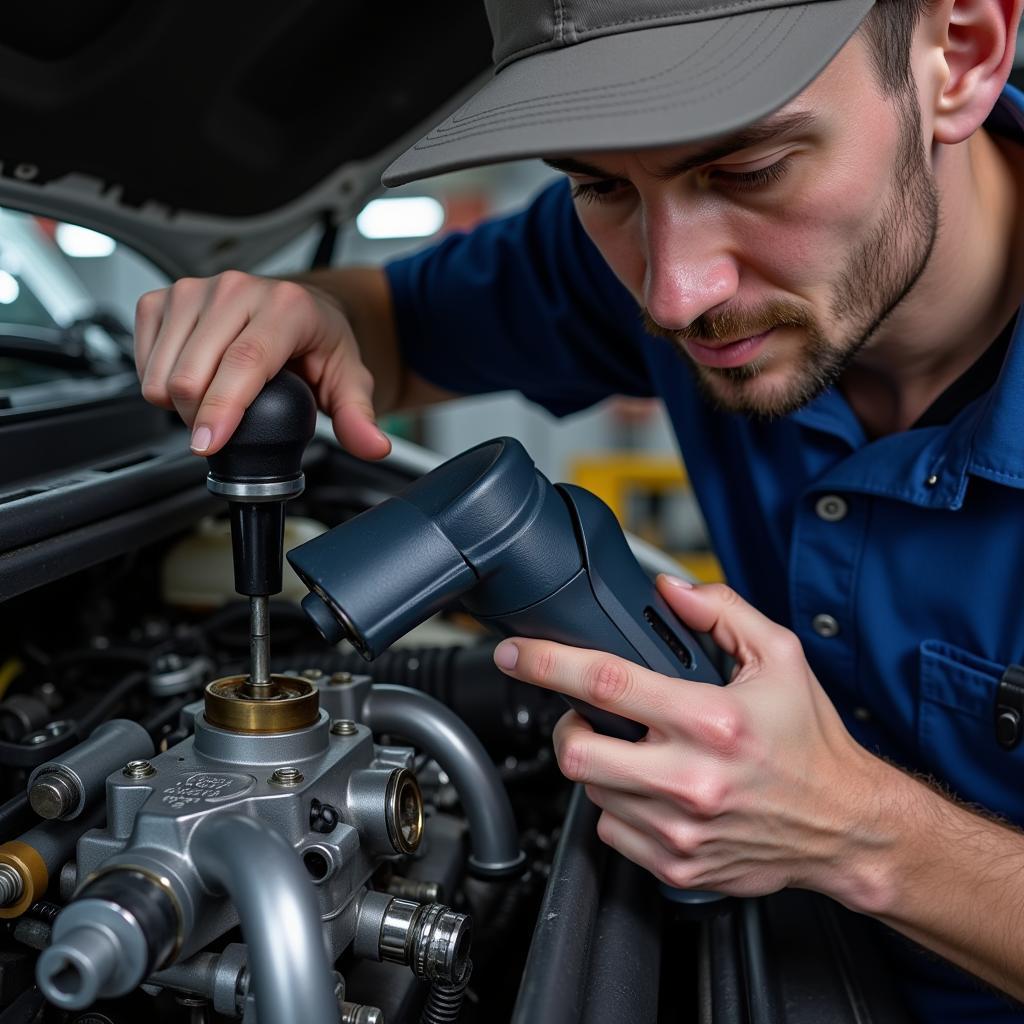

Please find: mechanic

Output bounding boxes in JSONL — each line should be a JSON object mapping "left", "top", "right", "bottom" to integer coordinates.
{"left": 134, "top": 1, "right": 1024, "bottom": 1019}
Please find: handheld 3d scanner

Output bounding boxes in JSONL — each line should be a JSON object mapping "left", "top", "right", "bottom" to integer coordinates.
{"left": 288, "top": 437, "right": 723, "bottom": 740}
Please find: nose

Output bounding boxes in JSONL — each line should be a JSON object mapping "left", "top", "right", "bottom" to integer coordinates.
{"left": 642, "top": 208, "right": 739, "bottom": 330}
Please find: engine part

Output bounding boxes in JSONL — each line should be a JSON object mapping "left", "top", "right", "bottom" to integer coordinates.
{"left": 205, "top": 370, "right": 316, "bottom": 699}
{"left": 203, "top": 673, "right": 319, "bottom": 733}
{"left": 35, "top": 680, "right": 437, "bottom": 1023}
{"left": 354, "top": 890, "right": 471, "bottom": 984}
{"left": 27, "top": 718, "right": 153, "bottom": 820}
{"left": 358, "top": 685, "right": 523, "bottom": 877}
{"left": 0, "top": 807, "right": 104, "bottom": 919}
{"left": 190, "top": 813, "right": 339, "bottom": 1024}
{"left": 289, "top": 436, "right": 722, "bottom": 741}
{"left": 421, "top": 960, "right": 473, "bottom": 1024}
{"left": 36, "top": 869, "right": 179, "bottom": 1008}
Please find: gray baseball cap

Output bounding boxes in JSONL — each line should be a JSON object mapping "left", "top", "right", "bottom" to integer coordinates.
{"left": 383, "top": 0, "right": 875, "bottom": 186}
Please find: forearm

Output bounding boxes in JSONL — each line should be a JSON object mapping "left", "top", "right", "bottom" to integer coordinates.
{"left": 840, "top": 750, "right": 1024, "bottom": 1002}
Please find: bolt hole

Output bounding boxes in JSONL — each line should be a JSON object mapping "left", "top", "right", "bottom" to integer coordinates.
{"left": 303, "top": 850, "right": 330, "bottom": 882}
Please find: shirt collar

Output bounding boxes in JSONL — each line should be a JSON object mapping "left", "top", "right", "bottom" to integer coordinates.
{"left": 787, "top": 84, "right": 1024, "bottom": 509}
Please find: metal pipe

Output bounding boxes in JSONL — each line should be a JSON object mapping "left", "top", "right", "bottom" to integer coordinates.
{"left": 360, "top": 685, "right": 524, "bottom": 876}
{"left": 190, "top": 813, "right": 338, "bottom": 1024}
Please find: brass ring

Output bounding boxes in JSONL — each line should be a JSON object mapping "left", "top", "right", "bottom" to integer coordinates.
{"left": 204, "top": 675, "right": 319, "bottom": 734}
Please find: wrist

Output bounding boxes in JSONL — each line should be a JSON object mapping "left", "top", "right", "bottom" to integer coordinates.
{"left": 814, "top": 745, "right": 919, "bottom": 916}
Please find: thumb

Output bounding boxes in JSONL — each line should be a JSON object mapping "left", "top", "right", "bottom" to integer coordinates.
{"left": 656, "top": 575, "right": 791, "bottom": 666}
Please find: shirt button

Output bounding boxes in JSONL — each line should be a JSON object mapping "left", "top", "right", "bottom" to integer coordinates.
{"left": 815, "top": 494, "right": 848, "bottom": 522}
{"left": 812, "top": 613, "right": 840, "bottom": 638}
{"left": 853, "top": 706, "right": 872, "bottom": 723}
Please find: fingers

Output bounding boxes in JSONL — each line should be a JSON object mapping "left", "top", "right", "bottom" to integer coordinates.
{"left": 133, "top": 271, "right": 390, "bottom": 459}
{"left": 656, "top": 576, "right": 800, "bottom": 668}
{"left": 494, "top": 637, "right": 695, "bottom": 729}
{"left": 494, "top": 635, "right": 729, "bottom": 744}
{"left": 551, "top": 710, "right": 670, "bottom": 792}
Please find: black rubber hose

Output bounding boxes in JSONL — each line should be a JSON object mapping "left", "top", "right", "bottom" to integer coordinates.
{"left": 310, "top": 643, "right": 565, "bottom": 754}
{"left": 0, "top": 792, "right": 32, "bottom": 838}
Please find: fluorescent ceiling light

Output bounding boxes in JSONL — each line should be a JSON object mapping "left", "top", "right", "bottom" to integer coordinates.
{"left": 55, "top": 223, "right": 117, "bottom": 258}
{"left": 356, "top": 197, "right": 444, "bottom": 239}
{"left": 0, "top": 270, "right": 19, "bottom": 304}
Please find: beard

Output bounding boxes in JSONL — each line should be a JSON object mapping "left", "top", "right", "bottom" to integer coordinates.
{"left": 642, "top": 92, "right": 940, "bottom": 419}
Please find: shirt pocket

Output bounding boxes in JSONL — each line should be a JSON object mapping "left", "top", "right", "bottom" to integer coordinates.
{"left": 918, "top": 639, "right": 1024, "bottom": 823}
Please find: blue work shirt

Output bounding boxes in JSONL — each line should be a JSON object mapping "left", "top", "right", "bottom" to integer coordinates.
{"left": 385, "top": 87, "right": 1024, "bottom": 1024}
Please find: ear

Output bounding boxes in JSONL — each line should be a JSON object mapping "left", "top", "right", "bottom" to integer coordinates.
{"left": 928, "top": 0, "right": 1023, "bottom": 144}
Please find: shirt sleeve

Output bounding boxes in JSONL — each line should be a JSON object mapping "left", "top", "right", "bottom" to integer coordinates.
{"left": 384, "top": 179, "right": 655, "bottom": 417}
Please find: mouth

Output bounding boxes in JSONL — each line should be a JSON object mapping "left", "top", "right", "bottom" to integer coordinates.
{"left": 683, "top": 328, "right": 774, "bottom": 370}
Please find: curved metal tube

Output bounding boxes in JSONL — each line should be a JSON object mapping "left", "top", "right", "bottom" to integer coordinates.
{"left": 361, "top": 685, "right": 524, "bottom": 875}
{"left": 191, "top": 814, "right": 338, "bottom": 1024}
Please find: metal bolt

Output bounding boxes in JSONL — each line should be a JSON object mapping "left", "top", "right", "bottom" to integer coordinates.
{"left": 926, "top": 474, "right": 940, "bottom": 487}
{"left": 329, "top": 672, "right": 353, "bottom": 685}
{"left": 123, "top": 759, "right": 156, "bottom": 779}
{"left": 269, "top": 766, "right": 304, "bottom": 786}
{"left": 22, "top": 720, "right": 72, "bottom": 746}
{"left": 0, "top": 864, "right": 24, "bottom": 907}
{"left": 341, "top": 1002, "right": 384, "bottom": 1024}
{"left": 29, "top": 770, "right": 79, "bottom": 819}
{"left": 301, "top": 668, "right": 325, "bottom": 681}
{"left": 331, "top": 719, "right": 358, "bottom": 736}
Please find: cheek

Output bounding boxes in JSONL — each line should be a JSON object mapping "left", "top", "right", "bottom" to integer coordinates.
{"left": 575, "top": 203, "right": 646, "bottom": 299}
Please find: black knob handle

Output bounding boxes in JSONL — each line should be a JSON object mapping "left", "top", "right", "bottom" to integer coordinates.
{"left": 207, "top": 370, "right": 317, "bottom": 486}
{"left": 205, "top": 371, "right": 318, "bottom": 597}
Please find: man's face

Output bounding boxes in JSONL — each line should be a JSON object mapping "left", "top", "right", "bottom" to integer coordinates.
{"left": 550, "top": 33, "right": 940, "bottom": 418}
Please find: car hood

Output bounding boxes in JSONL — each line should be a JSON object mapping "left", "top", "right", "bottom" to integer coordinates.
{"left": 0, "top": 1, "right": 492, "bottom": 277}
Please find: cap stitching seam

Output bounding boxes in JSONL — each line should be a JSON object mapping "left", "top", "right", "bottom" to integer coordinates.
{"left": 554, "top": 0, "right": 565, "bottom": 44}
{"left": 416, "top": 8, "right": 802, "bottom": 147}
{"left": 451, "top": 16, "right": 744, "bottom": 126}
{"left": 496, "top": 0, "right": 800, "bottom": 66}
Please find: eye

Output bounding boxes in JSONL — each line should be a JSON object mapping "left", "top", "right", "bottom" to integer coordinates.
{"left": 570, "top": 178, "right": 631, "bottom": 205}
{"left": 709, "top": 156, "right": 792, "bottom": 191}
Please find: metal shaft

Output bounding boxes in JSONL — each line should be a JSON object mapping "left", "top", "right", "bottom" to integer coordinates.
{"left": 0, "top": 864, "right": 23, "bottom": 908}
{"left": 248, "top": 596, "right": 271, "bottom": 698}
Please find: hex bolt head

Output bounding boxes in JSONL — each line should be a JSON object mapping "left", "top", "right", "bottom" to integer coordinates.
{"left": 331, "top": 719, "right": 358, "bottom": 736}
{"left": 269, "top": 767, "right": 304, "bottom": 787}
{"left": 329, "top": 672, "right": 353, "bottom": 686}
{"left": 122, "top": 760, "right": 156, "bottom": 779}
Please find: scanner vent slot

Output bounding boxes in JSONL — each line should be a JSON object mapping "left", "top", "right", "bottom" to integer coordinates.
{"left": 644, "top": 606, "right": 694, "bottom": 670}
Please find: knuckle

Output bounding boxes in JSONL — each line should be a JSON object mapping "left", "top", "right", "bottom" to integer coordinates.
{"left": 661, "top": 859, "right": 697, "bottom": 891}
{"left": 595, "top": 811, "right": 616, "bottom": 847}
{"left": 214, "top": 269, "right": 249, "bottom": 293}
{"left": 698, "top": 700, "right": 744, "bottom": 757}
{"left": 140, "top": 378, "right": 168, "bottom": 405}
{"left": 769, "top": 629, "right": 803, "bottom": 662}
{"left": 585, "top": 657, "right": 631, "bottom": 706}
{"left": 269, "top": 279, "right": 314, "bottom": 313}
{"left": 661, "top": 820, "right": 697, "bottom": 857}
{"left": 708, "top": 583, "right": 740, "bottom": 608}
{"left": 222, "top": 335, "right": 271, "bottom": 371}
{"left": 558, "top": 739, "right": 591, "bottom": 783}
{"left": 686, "top": 777, "right": 728, "bottom": 819}
{"left": 531, "top": 645, "right": 558, "bottom": 685}
{"left": 135, "top": 289, "right": 164, "bottom": 317}
{"left": 166, "top": 372, "right": 205, "bottom": 403}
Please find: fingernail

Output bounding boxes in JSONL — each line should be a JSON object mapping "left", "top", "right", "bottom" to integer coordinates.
{"left": 190, "top": 425, "right": 213, "bottom": 453}
{"left": 494, "top": 641, "right": 519, "bottom": 670}
{"left": 660, "top": 574, "right": 694, "bottom": 590}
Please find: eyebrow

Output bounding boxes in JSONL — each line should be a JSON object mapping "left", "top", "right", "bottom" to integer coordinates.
{"left": 542, "top": 111, "right": 818, "bottom": 180}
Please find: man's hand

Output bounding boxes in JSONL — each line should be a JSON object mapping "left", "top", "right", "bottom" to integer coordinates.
{"left": 134, "top": 270, "right": 392, "bottom": 459}
{"left": 493, "top": 575, "right": 891, "bottom": 906}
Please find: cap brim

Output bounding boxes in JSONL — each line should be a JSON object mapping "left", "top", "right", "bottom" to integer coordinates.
{"left": 383, "top": 0, "right": 873, "bottom": 186}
